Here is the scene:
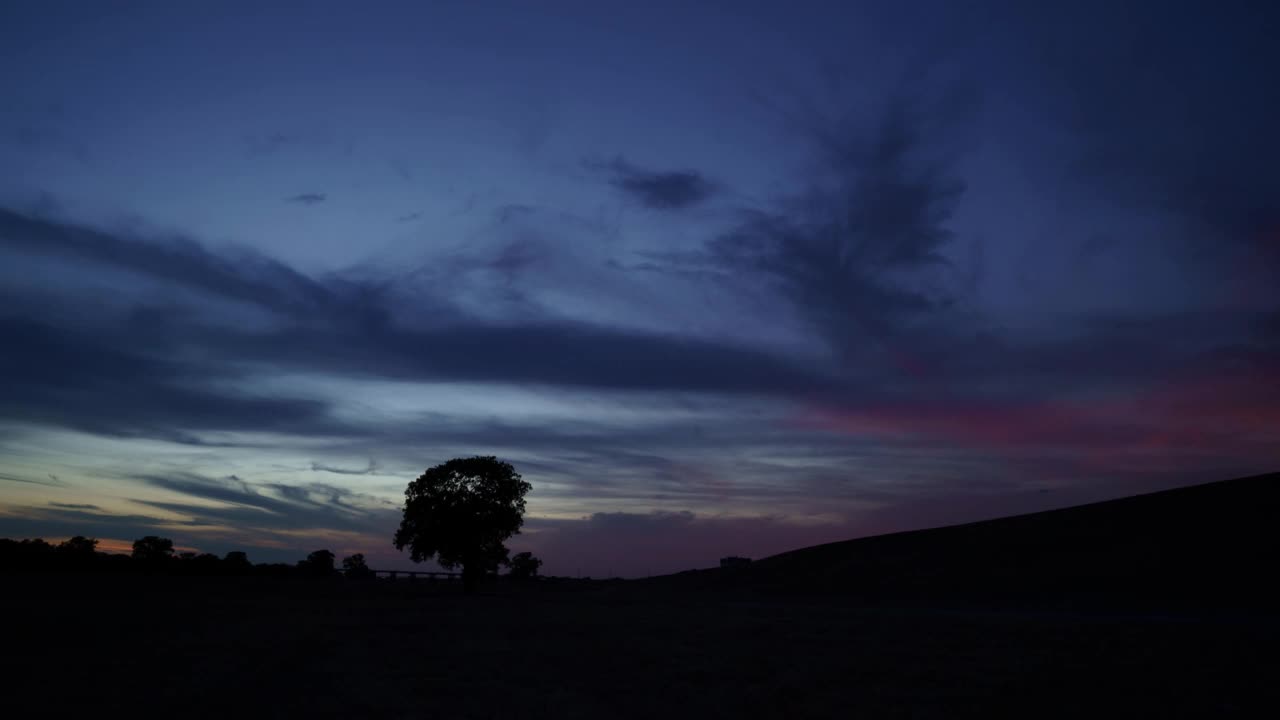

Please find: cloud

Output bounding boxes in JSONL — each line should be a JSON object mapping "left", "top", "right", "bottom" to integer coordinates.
{"left": 597, "top": 157, "right": 718, "bottom": 210}
{"left": 0, "top": 472, "right": 64, "bottom": 487}
{"left": 1, "top": 207, "right": 825, "bottom": 395}
{"left": 48, "top": 502, "right": 99, "bottom": 510}
{"left": 592, "top": 74, "right": 1280, "bottom": 486}
{"left": 0, "top": 506, "right": 180, "bottom": 544}
{"left": 1, "top": 207, "right": 847, "bottom": 450}
{"left": 285, "top": 193, "right": 327, "bottom": 205}
{"left": 0, "top": 315, "right": 344, "bottom": 441}
{"left": 711, "top": 94, "right": 968, "bottom": 358}
{"left": 129, "top": 472, "right": 398, "bottom": 536}
{"left": 0, "top": 207, "right": 351, "bottom": 319}
{"left": 610, "top": 88, "right": 981, "bottom": 414}
{"left": 311, "top": 459, "right": 379, "bottom": 475}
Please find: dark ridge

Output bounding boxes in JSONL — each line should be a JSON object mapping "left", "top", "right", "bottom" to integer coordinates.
{"left": 653, "top": 471, "right": 1280, "bottom": 612}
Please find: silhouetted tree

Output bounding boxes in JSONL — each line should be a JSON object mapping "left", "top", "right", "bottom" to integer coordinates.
{"left": 188, "top": 553, "right": 222, "bottom": 575}
{"left": 22, "top": 538, "right": 52, "bottom": 553}
{"left": 223, "top": 551, "right": 252, "bottom": 574}
{"left": 58, "top": 536, "right": 98, "bottom": 555}
{"left": 2, "top": 538, "right": 54, "bottom": 571}
{"left": 255, "top": 562, "right": 295, "bottom": 578}
{"left": 394, "top": 456, "right": 531, "bottom": 592}
{"left": 299, "top": 549, "right": 336, "bottom": 577}
{"left": 342, "top": 553, "right": 373, "bottom": 580}
{"left": 507, "top": 551, "right": 542, "bottom": 581}
{"left": 131, "top": 536, "right": 174, "bottom": 563}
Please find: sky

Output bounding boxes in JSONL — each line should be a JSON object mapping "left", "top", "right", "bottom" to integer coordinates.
{"left": 1, "top": 0, "right": 1277, "bottom": 577}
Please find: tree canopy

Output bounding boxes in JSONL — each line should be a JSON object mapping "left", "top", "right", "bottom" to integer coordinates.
{"left": 58, "top": 536, "right": 98, "bottom": 555}
{"left": 131, "top": 535, "right": 174, "bottom": 563}
{"left": 507, "top": 551, "right": 543, "bottom": 580}
{"left": 299, "top": 549, "right": 336, "bottom": 577}
{"left": 393, "top": 456, "right": 531, "bottom": 590}
{"left": 342, "top": 553, "right": 373, "bottom": 579}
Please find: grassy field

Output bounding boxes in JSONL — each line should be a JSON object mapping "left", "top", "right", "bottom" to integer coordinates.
{"left": 6, "top": 573, "right": 1277, "bottom": 718}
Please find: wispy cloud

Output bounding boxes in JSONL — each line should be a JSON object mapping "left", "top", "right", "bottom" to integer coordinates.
{"left": 128, "top": 472, "right": 398, "bottom": 537}
{"left": 594, "top": 156, "right": 718, "bottom": 210}
{"left": 311, "top": 459, "right": 378, "bottom": 476}
{"left": 285, "top": 193, "right": 326, "bottom": 206}
{"left": 0, "top": 472, "right": 65, "bottom": 487}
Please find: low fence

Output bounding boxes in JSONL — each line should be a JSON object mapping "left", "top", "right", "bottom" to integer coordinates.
{"left": 371, "top": 569, "right": 460, "bottom": 582}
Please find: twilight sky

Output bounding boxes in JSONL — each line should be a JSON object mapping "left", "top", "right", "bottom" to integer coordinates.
{"left": 1, "top": 1, "right": 1277, "bottom": 576}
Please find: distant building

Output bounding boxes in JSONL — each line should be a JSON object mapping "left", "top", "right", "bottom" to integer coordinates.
{"left": 719, "top": 556, "right": 752, "bottom": 569}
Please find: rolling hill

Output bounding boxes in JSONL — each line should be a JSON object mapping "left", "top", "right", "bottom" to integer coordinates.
{"left": 662, "top": 471, "right": 1280, "bottom": 611}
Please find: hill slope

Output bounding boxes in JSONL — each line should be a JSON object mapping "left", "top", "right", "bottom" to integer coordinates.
{"left": 668, "top": 472, "right": 1280, "bottom": 610}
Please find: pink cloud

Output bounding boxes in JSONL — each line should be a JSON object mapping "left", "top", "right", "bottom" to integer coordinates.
{"left": 796, "top": 362, "right": 1280, "bottom": 471}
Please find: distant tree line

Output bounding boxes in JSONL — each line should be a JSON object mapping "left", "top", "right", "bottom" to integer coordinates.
{"left": 0, "top": 535, "right": 376, "bottom": 579}
{"left": 0, "top": 534, "right": 542, "bottom": 583}
{"left": 3, "top": 456, "right": 552, "bottom": 588}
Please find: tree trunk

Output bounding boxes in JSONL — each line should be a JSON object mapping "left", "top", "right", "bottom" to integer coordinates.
{"left": 462, "top": 563, "right": 480, "bottom": 593}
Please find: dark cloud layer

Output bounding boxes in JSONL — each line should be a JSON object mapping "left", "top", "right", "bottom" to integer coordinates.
{"left": 707, "top": 96, "right": 967, "bottom": 355}
{"left": 599, "top": 157, "right": 718, "bottom": 210}
{"left": 1, "top": 207, "right": 841, "bottom": 447}
{"left": 0, "top": 315, "right": 341, "bottom": 442}
{"left": 0, "top": 208, "right": 344, "bottom": 319}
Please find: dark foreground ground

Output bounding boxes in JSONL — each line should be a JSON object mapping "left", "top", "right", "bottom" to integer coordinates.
{"left": 5, "top": 574, "right": 1278, "bottom": 718}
